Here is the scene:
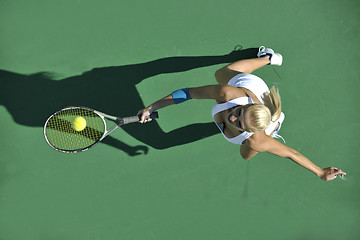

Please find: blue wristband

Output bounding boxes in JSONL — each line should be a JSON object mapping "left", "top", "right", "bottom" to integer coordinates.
{"left": 171, "top": 88, "right": 191, "bottom": 104}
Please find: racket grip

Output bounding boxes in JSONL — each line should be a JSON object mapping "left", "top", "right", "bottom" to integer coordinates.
{"left": 118, "top": 116, "right": 139, "bottom": 125}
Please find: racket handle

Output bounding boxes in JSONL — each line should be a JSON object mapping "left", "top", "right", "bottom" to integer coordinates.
{"left": 119, "top": 116, "right": 139, "bottom": 125}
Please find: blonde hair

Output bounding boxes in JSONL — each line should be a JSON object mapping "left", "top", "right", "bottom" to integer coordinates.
{"left": 244, "top": 104, "right": 271, "bottom": 132}
{"left": 244, "top": 87, "right": 282, "bottom": 132}
{"left": 262, "top": 86, "right": 282, "bottom": 122}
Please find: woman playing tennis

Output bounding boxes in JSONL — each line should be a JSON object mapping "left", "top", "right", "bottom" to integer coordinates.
{"left": 137, "top": 46, "right": 346, "bottom": 181}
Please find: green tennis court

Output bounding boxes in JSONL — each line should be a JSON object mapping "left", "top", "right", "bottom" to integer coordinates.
{"left": 1, "top": 0, "right": 359, "bottom": 239}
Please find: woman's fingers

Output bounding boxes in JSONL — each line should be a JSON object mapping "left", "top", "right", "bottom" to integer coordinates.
{"left": 138, "top": 109, "right": 153, "bottom": 123}
{"left": 321, "top": 167, "right": 347, "bottom": 181}
{"left": 333, "top": 168, "right": 346, "bottom": 176}
{"left": 141, "top": 115, "right": 149, "bottom": 123}
{"left": 337, "top": 169, "right": 346, "bottom": 178}
{"left": 143, "top": 118, "right": 153, "bottom": 123}
{"left": 331, "top": 168, "right": 347, "bottom": 180}
{"left": 137, "top": 109, "right": 148, "bottom": 123}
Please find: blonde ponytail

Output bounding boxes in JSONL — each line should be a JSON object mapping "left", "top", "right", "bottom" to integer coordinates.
{"left": 262, "top": 86, "right": 282, "bottom": 122}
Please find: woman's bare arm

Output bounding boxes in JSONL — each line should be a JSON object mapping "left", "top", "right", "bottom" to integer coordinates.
{"left": 138, "top": 85, "right": 243, "bottom": 122}
{"left": 246, "top": 132, "right": 346, "bottom": 181}
{"left": 240, "top": 140, "right": 259, "bottom": 160}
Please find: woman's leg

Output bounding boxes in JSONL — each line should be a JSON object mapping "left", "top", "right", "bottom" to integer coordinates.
{"left": 215, "top": 55, "right": 271, "bottom": 85}
{"left": 226, "top": 55, "right": 270, "bottom": 74}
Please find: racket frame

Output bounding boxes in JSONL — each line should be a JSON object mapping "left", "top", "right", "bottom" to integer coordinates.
{"left": 44, "top": 106, "right": 157, "bottom": 153}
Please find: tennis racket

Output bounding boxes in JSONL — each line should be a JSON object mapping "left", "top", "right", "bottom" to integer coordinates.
{"left": 44, "top": 106, "right": 158, "bottom": 153}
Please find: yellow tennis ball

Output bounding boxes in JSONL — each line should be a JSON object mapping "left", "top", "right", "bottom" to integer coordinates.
{"left": 72, "top": 116, "right": 87, "bottom": 131}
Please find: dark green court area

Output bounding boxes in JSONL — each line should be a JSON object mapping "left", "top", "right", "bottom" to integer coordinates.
{"left": 1, "top": 0, "right": 359, "bottom": 239}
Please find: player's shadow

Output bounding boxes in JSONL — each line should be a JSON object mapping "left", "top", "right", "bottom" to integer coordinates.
{"left": 0, "top": 47, "right": 258, "bottom": 156}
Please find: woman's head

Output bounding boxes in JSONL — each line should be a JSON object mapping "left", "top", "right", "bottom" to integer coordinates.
{"left": 243, "top": 104, "right": 271, "bottom": 132}
{"left": 241, "top": 86, "right": 282, "bottom": 133}
{"left": 228, "top": 86, "right": 282, "bottom": 133}
{"left": 228, "top": 104, "right": 271, "bottom": 133}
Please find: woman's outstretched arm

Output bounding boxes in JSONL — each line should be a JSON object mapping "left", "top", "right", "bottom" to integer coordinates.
{"left": 137, "top": 84, "right": 241, "bottom": 122}
{"left": 246, "top": 132, "right": 346, "bottom": 181}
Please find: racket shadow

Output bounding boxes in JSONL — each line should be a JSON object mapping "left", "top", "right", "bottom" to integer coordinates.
{"left": 0, "top": 47, "right": 258, "bottom": 155}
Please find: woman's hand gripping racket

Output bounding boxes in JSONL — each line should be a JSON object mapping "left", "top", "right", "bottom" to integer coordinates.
{"left": 44, "top": 106, "right": 158, "bottom": 153}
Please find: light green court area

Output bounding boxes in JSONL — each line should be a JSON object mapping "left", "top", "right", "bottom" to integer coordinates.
{"left": 1, "top": 0, "right": 359, "bottom": 239}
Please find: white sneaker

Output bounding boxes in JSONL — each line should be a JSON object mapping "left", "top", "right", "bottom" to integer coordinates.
{"left": 257, "top": 46, "right": 283, "bottom": 66}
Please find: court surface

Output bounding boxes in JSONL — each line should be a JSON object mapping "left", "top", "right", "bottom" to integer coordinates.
{"left": 1, "top": 0, "right": 359, "bottom": 239}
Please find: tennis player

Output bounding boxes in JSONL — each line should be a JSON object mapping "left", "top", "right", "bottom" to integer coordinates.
{"left": 137, "top": 46, "right": 346, "bottom": 181}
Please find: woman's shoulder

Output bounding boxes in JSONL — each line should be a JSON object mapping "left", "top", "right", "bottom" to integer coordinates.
{"left": 246, "top": 131, "right": 272, "bottom": 148}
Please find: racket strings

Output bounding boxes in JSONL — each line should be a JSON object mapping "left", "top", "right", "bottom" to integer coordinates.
{"left": 45, "top": 108, "right": 105, "bottom": 151}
